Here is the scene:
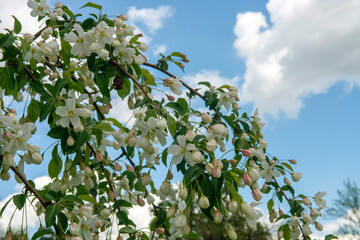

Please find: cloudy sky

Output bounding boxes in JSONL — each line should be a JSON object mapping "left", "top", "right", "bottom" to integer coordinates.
{"left": 1, "top": 0, "right": 360, "bottom": 238}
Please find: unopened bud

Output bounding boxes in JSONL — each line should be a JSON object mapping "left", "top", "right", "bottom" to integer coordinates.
{"left": 213, "top": 210, "right": 223, "bottom": 223}
{"left": 126, "top": 165, "right": 134, "bottom": 172}
{"left": 96, "top": 152, "right": 103, "bottom": 162}
{"left": 227, "top": 227, "right": 237, "bottom": 240}
{"left": 205, "top": 162, "right": 214, "bottom": 174}
{"left": 242, "top": 173, "right": 252, "bottom": 186}
{"left": 242, "top": 149, "right": 252, "bottom": 157}
{"left": 212, "top": 167, "right": 221, "bottom": 178}
{"left": 252, "top": 189, "right": 263, "bottom": 201}
{"left": 179, "top": 188, "right": 188, "bottom": 200}
{"left": 167, "top": 206, "right": 176, "bottom": 218}
{"left": 228, "top": 200, "right": 239, "bottom": 213}
{"left": 289, "top": 159, "right": 297, "bottom": 164}
{"left": 115, "top": 163, "right": 122, "bottom": 171}
{"left": 199, "top": 196, "right": 210, "bottom": 209}
{"left": 160, "top": 181, "right": 170, "bottom": 195}
{"left": 137, "top": 197, "right": 145, "bottom": 207}
{"left": 303, "top": 197, "right": 311, "bottom": 206}
{"left": 229, "top": 159, "right": 236, "bottom": 165}
{"left": 156, "top": 228, "right": 165, "bottom": 234}
{"left": 109, "top": 191, "right": 116, "bottom": 202}
{"left": 67, "top": 135, "right": 75, "bottom": 146}
{"left": 166, "top": 170, "right": 173, "bottom": 180}
{"left": 142, "top": 174, "right": 151, "bottom": 186}
{"left": 284, "top": 178, "right": 292, "bottom": 186}
{"left": 292, "top": 172, "right": 302, "bottom": 182}
{"left": 167, "top": 95, "right": 175, "bottom": 101}
{"left": 315, "top": 221, "right": 323, "bottom": 231}
{"left": 201, "top": 113, "right": 212, "bottom": 123}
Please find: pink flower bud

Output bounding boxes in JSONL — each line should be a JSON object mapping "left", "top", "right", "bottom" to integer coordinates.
{"left": 156, "top": 228, "right": 165, "bottom": 234}
{"left": 252, "top": 189, "right": 263, "bottom": 201}
{"left": 184, "top": 58, "right": 190, "bottom": 63}
{"left": 44, "top": 69, "right": 51, "bottom": 75}
{"left": 167, "top": 95, "right": 175, "bottom": 101}
{"left": 186, "top": 131, "right": 196, "bottom": 141}
{"left": 180, "top": 63, "right": 185, "bottom": 68}
{"left": 201, "top": 113, "right": 212, "bottom": 123}
{"left": 84, "top": 166, "right": 93, "bottom": 177}
{"left": 303, "top": 197, "right": 311, "bottom": 206}
{"left": 289, "top": 159, "right": 297, "bottom": 164}
{"left": 127, "top": 136, "right": 137, "bottom": 147}
{"left": 279, "top": 209, "right": 284, "bottom": 216}
{"left": 115, "top": 163, "right": 122, "bottom": 171}
{"left": 213, "top": 210, "right": 223, "bottom": 223}
{"left": 212, "top": 167, "right": 221, "bottom": 178}
{"left": 56, "top": 2, "right": 62, "bottom": 8}
{"left": 242, "top": 149, "right": 252, "bottom": 157}
{"left": 137, "top": 232, "right": 143, "bottom": 237}
{"left": 96, "top": 152, "right": 103, "bottom": 162}
{"left": 166, "top": 170, "right": 173, "bottom": 180}
{"left": 213, "top": 159, "right": 223, "bottom": 169}
{"left": 137, "top": 197, "right": 145, "bottom": 207}
{"left": 109, "top": 191, "right": 116, "bottom": 202}
{"left": 284, "top": 178, "right": 292, "bottom": 186}
{"left": 119, "top": 14, "right": 128, "bottom": 21}
{"left": 126, "top": 165, "right": 134, "bottom": 172}
{"left": 229, "top": 159, "right": 236, "bottom": 165}
{"left": 262, "top": 183, "right": 268, "bottom": 191}
{"left": 242, "top": 173, "right": 252, "bottom": 186}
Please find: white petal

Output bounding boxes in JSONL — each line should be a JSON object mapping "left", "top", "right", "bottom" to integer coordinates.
{"left": 168, "top": 145, "right": 181, "bottom": 155}
{"left": 171, "top": 154, "right": 183, "bottom": 165}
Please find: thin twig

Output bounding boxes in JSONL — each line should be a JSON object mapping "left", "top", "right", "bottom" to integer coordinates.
{"left": 143, "top": 62, "right": 206, "bottom": 100}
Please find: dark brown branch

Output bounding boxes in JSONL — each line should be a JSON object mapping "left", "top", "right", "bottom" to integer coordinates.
{"left": 10, "top": 166, "right": 60, "bottom": 236}
{"left": 143, "top": 62, "right": 206, "bottom": 100}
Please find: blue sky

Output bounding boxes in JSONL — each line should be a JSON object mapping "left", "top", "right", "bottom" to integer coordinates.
{"left": 1, "top": 0, "right": 360, "bottom": 237}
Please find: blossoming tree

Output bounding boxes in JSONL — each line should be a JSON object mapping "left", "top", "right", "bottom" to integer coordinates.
{"left": 0, "top": 1, "right": 336, "bottom": 239}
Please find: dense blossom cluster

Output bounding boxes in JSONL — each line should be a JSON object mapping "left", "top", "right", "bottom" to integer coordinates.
{"left": 0, "top": 1, "right": 331, "bottom": 240}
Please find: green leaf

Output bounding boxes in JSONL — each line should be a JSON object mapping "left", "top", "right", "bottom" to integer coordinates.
{"left": 106, "top": 118, "right": 123, "bottom": 129}
{"left": 141, "top": 68, "right": 156, "bottom": 86}
{"left": 113, "top": 199, "right": 132, "bottom": 208}
{"left": 13, "top": 194, "right": 26, "bottom": 210}
{"left": 31, "top": 228, "right": 54, "bottom": 240}
{"left": 45, "top": 205, "right": 59, "bottom": 228}
{"left": 166, "top": 102, "right": 184, "bottom": 115}
{"left": 0, "top": 198, "right": 12, "bottom": 217}
{"left": 282, "top": 224, "right": 291, "bottom": 240}
{"left": 12, "top": 16, "right": 22, "bottom": 34}
{"left": 161, "top": 148, "right": 168, "bottom": 167}
{"left": 78, "top": 195, "right": 97, "bottom": 205}
{"left": 159, "top": 61, "right": 168, "bottom": 71}
{"left": 47, "top": 126, "right": 68, "bottom": 139}
{"left": 94, "top": 73, "right": 110, "bottom": 98}
{"left": 267, "top": 199, "right": 274, "bottom": 213}
{"left": 60, "top": 38, "right": 71, "bottom": 66}
{"left": 63, "top": 195, "right": 84, "bottom": 205}
{"left": 39, "top": 101, "right": 53, "bottom": 122}
{"left": 96, "top": 122, "right": 115, "bottom": 132}
{"left": 280, "top": 162, "right": 294, "bottom": 172}
{"left": 73, "top": 131, "right": 89, "bottom": 150}
{"left": 170, "top": 51, "right": 185, "bottom": 58}
{"left": 119, "top": 226, "right": 134, "bottom": 234}
{"left": 0, "top": 34, "right": 15, "bottom": 47}
{"left": 325, "top": 234, "right": 339, "bottom": 240}
{"left": 157, "top": 208, "right": 166, "bottom": 225}
{"left": 29, "top": 81, "right": 48, "bottom": 96}
{"left": 27, "top": 99, "right": 41, "bottom": 122}
{"left": 57, "top": 212, "right": 68, "bottom": 234}
{"left": 198, "top": 81, "right": 211, "bottom": 88}
{"left": 117, "top": 77, "right": 131, "bottom": 99}
{"left": 5, "top": 67, "right": 15, "bottom": 89}
{"left": 48, "top": 145, "right": 62, "bottom": 178}
{"left": 166, "top": 115, "right": 176, "bottom": 137}
{"left": 80, "top": 2, "right": 102, "bottom": 11}
{"left": 116, "top": 210, "right": 136, "bottom": 226}
{"left": 184, "top": 165, "right": 201, "bottom": 179}
{"left": 185, "top": 232, "right": 199, "bottom": 240}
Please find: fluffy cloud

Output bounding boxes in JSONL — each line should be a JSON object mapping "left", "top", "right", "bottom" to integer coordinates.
{"left": 153, "top": 44, "right": 167, "bottom": 56}
{"left": 127, "top": 6, "right": 174, "bottom": 34}
{"left": 0, "top": 176, "right": 51, "bottom": 234}
{"left": 234, "top": 0, "right": 360, "bottom": 118}
{"left": 0, "top": 0, "right": 41, "bottom": 34}
{"left": 184, "top": 69, "right": 240, "bottom": 91}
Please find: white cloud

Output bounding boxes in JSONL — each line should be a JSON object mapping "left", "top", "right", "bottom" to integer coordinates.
{"left": 234, "top": 0, "right": 360, "bottom": 118}
{"left": 127, "top": 6, "right": 174, "bottom": 34}
{"left": 153, "top": 44, "right": 167, "bottom": 56}
{"left": 109, "top": 96, "right": 135, "bottom": 126}
{"left": 0, "top": 176, "right": 51, "bottom": 234}
{"left": 183, "top": 69, "right": 240, "bottom": 93}
{"left": 0, "top": 0, "right": 42, "bottom": 34}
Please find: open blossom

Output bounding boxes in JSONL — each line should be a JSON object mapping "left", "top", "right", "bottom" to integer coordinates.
{"left": 55, "top": 98, "right": 91, "bottom": 129}
{"left": 3, "top": 123, "right": 36, "bottom": 155}
{"left": 95, "top": 22, "right": 115, "bottom": 48}
{"left": 259, "top": 160, "right": 281, "bottom": 182}
{"left": 168, "top": 135, "right": 196, "bottom": 165}
{"left": 27, "top": 0, "right": 50, "bottom": 17}
{"left": 314, "top": 191, "right": 327, "bottom": 209}
{"left": 163, "top": 77, "right": 182, "bottom": 95}
{"left": 113, "top": 42, "right": 136, "bottom": 64}
{"left": 24, "top": 45, "right": 43, "bottom": 62}
{"left": 64, "top": 24, "right": 92, "bottom": 57}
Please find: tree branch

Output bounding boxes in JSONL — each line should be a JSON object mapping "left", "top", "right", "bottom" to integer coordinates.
{"left": 143, "top": 62, "right": 206, "bottom": 100}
